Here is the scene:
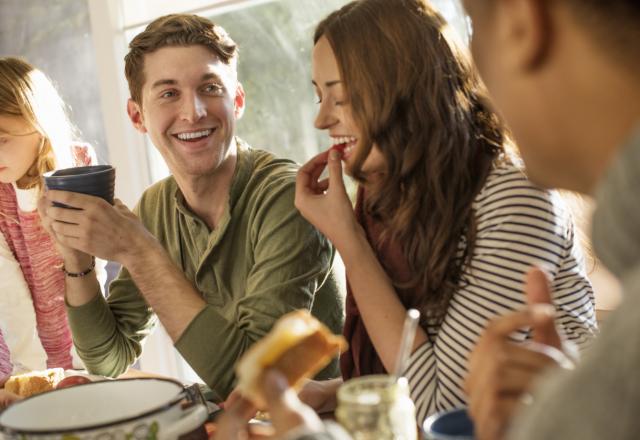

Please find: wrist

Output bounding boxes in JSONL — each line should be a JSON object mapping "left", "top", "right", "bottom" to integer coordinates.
{"left": 336, "top": 227, "right": 371, "bottom": 268}
{"left": 119, "top": 233, "right": 163, "bottom": 271}
{"left": 62, "top": 256, "right": 95, "bottom": 278}
{"left": 61, "top": 251, "right": 94, "bottom": 273}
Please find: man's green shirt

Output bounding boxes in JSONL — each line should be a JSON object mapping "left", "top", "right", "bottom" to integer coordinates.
{"left": 67, "top": 143, "right": 345, "bottom": 399}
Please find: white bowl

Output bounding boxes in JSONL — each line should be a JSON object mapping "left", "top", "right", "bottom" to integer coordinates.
{"left": 0, "top": 378, "right": 207, "bottom": 440}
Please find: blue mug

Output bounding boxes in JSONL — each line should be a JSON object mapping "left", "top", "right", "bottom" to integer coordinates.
{"left": 423, "top": 408, "right": 475, "bottom": 440}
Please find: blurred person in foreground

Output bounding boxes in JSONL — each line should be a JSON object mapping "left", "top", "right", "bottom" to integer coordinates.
{"left": 463, "top": 0, "right": 640, "bottom": 439}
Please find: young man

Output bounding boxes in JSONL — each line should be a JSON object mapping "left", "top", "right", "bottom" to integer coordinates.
{"left": 462, "top": 0, "right": 640, "bottom": 439}
{"left": 38, "top": 14, "right": 344, "bottom": 400}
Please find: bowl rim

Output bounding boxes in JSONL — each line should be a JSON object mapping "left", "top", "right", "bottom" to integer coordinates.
{"left": 0, "top": 377, "right": 185, "bottom": 435}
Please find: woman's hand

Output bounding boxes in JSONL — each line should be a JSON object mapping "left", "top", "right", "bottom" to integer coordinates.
{"left": 295, "top": 149, "right": 362, "bottom": 252}
{"left": 298, "top": 378, "right": 342, "bottom": 414}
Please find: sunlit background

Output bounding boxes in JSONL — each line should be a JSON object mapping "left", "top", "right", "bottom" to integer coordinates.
{"left": 0, "top": 0, "right": 619, "bottom": 384}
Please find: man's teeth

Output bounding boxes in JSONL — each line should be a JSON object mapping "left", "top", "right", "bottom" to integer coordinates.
{"left": 176, "top": 129, "right": 212, "bottom": 141}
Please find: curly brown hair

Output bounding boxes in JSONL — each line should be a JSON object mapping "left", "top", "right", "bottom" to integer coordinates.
{"left": 125, "top": 14, "right": 238, "bottom": 105}
{"left": 315, "top": 0, "right": 508, "bottom": 323}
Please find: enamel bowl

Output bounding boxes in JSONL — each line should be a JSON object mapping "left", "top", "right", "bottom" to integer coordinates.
{"left": 0, "top": 378, "right": 207, "bottom": 440}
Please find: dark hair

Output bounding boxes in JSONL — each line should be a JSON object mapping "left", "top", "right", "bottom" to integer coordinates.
{"left": 125, "top": 14, "right": 238, "bottom": 104}
{"left": 315, "top": 0, "right": 507, "bottom": 324}
{"left": 567, "top": 0, "right": 640, "bottom": 61}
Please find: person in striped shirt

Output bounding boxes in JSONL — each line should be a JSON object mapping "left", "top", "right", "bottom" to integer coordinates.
{"left": 0, "top": 57, "right": 97, "bottom": 386}
{"left": 292, "top": 0, "right": 598, "bottom": 425}
{"left": 217, "top": 1, "right": 599, "bottom": 438}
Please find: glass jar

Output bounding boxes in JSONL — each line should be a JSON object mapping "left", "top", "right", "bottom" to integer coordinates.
{"left": 336, "top": 375, "right": 417, "bottom": 440}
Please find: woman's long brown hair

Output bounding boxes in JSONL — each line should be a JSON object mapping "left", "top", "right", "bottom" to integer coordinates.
{"left": 315, "top": 0, "right": 507, "bottom": 324}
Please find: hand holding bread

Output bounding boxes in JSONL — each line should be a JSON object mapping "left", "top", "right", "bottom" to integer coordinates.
{"left": 235, "top": 310, "right": 347, "bottom": 409}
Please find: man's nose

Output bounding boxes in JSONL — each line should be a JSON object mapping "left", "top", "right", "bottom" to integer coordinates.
{"left": 180, "top": 93, "right": 207, "bottom": 123}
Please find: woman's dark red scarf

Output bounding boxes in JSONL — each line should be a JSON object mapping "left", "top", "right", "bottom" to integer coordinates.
{"left": 340, "top": 187, "right": 420, "bottom": 379}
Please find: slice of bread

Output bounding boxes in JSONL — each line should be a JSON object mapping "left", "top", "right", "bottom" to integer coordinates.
{"left": 236, "top": 310, "right": 347, "bottom": 408}
{"left": 4, "top": 368, "right": 65, "bottom": 397}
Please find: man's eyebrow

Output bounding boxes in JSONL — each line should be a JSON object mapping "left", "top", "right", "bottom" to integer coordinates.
{"left": 151, "top": 73, "right": 223, "bottom": 89}
{"left": 201, "top": 73, "right": 223, "bottom": 82}
{"left": 311, "top": 79, "right": 342, "bottom": 88}
{"left": 151, "top": 79, "right": 177, "bottom": 89}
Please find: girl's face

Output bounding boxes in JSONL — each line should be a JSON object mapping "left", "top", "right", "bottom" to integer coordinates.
{"left": 0, "top": 114, "right": 42, "bottom": 185}
{"left": 312, "top": 36, "right": 385, "bottom": 177}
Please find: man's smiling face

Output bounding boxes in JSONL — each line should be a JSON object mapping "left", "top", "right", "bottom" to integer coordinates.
{"left": 128, "top": 44, "right": 245, "bottom": 180}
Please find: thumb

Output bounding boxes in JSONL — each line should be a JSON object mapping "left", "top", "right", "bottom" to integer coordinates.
{"left": 327, "top": 149, "right": 347, "bottom": 195}
{"left": 525, "top": 267, "right": 562, "bottom": 349}
{"left": 263, "top": 369, "right": 293, "bottom": 410}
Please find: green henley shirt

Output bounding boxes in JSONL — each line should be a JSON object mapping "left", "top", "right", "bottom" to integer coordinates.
{"left": 67, "top": 142, "right": 345, "bottom": 399}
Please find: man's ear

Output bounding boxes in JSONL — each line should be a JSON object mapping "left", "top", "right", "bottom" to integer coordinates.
{"left": 127, "top": 99, "right": 147, "bottom": 133}
{"left": 499, "top": 0, "right": 552, "bottom": 72}
{"left": 234, "top": 83, "right": 246, "bottom": 120}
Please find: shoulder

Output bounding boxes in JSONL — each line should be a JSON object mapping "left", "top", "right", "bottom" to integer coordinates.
{"left": 242, "top": 147, "right": 299, "bottom": 208}
{"left": 246, "top": 147, "right": 299, "bottom": 189}
{"left": 138, "top": 176, "right": 177, "bottom": 205}
{"left": 133, "top": 176, "right": 178, "bottom": 232}
{"left": 474, "top": 161, "right": 572, "bottom": 236}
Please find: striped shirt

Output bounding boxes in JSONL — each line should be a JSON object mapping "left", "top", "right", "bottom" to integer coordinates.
{"left": 404, "top": 163, "right": 598, "bottom": 423}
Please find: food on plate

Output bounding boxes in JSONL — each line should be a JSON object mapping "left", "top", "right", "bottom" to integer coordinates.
{"left": 4, "top": 368, "right": 65, "bottom": 397}
{"left": 235, "top": 310, "right": 348, "bottom": 408}
{"left": 56, "top": 375, "right": 93, "bottom": 389}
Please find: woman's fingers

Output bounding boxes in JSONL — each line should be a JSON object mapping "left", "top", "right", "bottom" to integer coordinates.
{"left": 326, "top": 149, "right": 346, "bottom": 195}
{"left": 297, "top": 150, "right": 330, "bottom": 190}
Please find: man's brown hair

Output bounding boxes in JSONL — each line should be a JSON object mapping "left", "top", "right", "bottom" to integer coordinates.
{"left": 124, "top": 14, "right": 238, "bottom": 104}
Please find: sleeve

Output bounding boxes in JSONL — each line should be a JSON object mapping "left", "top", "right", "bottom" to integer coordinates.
{"left": 404, "top": 169, "right": 598, "bottom": 422}
{"left": 0, "top": 230, "right": 48, "bottom": 372}
{"left": 175, "top": 182, "right": 337, "bottom": 398}
{"left": 66, "top": 204, "right": 158, "bottom": 378}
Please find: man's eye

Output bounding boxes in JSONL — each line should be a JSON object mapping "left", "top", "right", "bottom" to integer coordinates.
{"left": 0, "top": 137, "right": 8, "bottom": 144}
{"left": 204, "top": 84, "right": 224, "bottom": 94}
{"left": 161, "top": 90, "right": 177, "bottom": 98}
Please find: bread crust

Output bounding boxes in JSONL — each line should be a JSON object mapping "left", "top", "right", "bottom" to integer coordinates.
{"left": 4, "top": 368, "right": 65, "bottom": 397}
{"left": 236, "top": 310, "right": 347, "bottom": 408}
